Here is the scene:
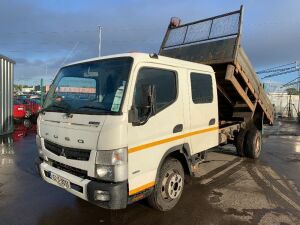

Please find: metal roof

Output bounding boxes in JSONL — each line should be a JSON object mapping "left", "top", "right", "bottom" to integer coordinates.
{"left": 0, "top": 54, "right": 16, "bottom": 64}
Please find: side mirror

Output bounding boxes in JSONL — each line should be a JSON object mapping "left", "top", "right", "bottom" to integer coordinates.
{"left": 129, "top": 84, "right": 156, "bottom": 125}
{"left": 128, "top": 107, "right": 139, "bottom": 123}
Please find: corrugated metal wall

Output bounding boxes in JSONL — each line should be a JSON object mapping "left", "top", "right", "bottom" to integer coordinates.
{"left": 0, "top": 55, "right": 15, "bottom": 135}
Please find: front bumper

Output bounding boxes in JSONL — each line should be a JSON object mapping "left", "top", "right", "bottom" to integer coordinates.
{"left": 36, "top": 158, "right": 128, "bottom": 209}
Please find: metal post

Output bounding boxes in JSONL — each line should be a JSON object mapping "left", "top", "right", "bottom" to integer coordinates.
{"left": 41, "top": 78, "right": 44, "bottom": 106}
{"left": 288, "top": 94, "right": 293, "bottom": 118}
{"left": 298, "top": 62, "right": 300, "bottom": 114}
{"left": 98, "top": 25, "right": 102, "bottom": 57}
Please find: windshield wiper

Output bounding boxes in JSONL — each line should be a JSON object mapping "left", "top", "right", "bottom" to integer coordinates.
{"left": 40, "top": 103, "right": 70, "bottom": 114}
{"left": 78, "top": 105, "right": 111, "bottom": 112}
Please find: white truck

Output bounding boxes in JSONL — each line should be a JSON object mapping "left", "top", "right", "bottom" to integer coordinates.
{"left": 36, "top": 7, "right": 274, "bottom": 211}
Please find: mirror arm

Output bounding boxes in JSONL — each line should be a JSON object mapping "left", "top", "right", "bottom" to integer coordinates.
{"left": 129, "top": 105, "right": 153, "bottom": 126}
{"left": 136, "top": 110, "right": 152, "bottom": 126}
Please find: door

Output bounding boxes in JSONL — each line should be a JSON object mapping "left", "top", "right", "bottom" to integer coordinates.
{"left": 187, "top": 71, "right": 219, "bottom": 154}
{"left": 127, "top": 63, "right": 185, "bottom": 193}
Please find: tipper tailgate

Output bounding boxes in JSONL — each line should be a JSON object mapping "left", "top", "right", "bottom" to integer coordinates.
{"left": 159, "top": 6, "right": 274, "bottom": 124}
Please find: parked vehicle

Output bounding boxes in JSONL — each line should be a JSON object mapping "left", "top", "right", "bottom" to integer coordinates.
{"left": 15, "top": 94, "right": 28, "bottom": 99}
{"left": 15, "top": 94, "right": 41, "bottom": 100}
{"left": 28, "top": 94, "right": 40, "bottom": 99}
{"left": 31, "top": 98, "right": 41, "bottom": 105}
{"left": 36, "top": 7, "right": 274, "bottom": 211}
{"left": 16, "top": 98, "right": 41, "bottom": 118}
{"left": 13, "top": 99, "right": 26, "bottom": 119}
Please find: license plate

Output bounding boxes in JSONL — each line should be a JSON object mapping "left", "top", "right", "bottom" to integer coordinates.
{"left": 50, "top": 172, "right": 71, "bottom": 189}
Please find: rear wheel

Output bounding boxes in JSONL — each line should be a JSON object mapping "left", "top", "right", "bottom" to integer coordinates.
{"left": 245, "top": 127, "right": 262, "bottom": 159}
{"left": 235, "top": 128, "right": 247, "bottom": 157}
{"left": 147, "top": 158, "right": 184, "bottom": 211}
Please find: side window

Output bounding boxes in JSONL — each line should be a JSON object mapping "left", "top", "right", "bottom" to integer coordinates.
{"left": 134, "top": 67, "right": 177, "bottom": 113}
{"left": 190, "top": 73, "right": 213, "bottom": 104}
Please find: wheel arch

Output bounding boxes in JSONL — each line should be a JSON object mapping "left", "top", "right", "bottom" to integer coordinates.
{"left": 252, "top": 106, "right": 264, "bottom": 131}
{"left": 155, "top": 144, "right": 193, "bottom": 183}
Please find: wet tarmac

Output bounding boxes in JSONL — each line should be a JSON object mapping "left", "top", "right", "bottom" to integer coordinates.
{"left": 0, "top": 119, "right": 299, "bottom": 225}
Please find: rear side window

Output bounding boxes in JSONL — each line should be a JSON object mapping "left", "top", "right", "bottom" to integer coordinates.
{"left": 190, "top": 73, "right": 213, "bottom": 104}
{"left": 134, "top": 68, "right": 177, "bottom": 113}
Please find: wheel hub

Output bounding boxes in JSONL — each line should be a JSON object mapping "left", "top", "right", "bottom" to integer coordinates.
{"left": 161, "top": 170, "right": 183, "bottom": 200}
{"left": 255, "top": 136, "right": 261, "bottom": 153}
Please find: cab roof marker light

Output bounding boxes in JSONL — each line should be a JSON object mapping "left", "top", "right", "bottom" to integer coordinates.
{"left": 169, "top": 17, "right": 181, "bottom": 28}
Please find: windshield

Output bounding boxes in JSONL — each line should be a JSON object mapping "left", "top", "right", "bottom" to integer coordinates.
{"left": 44, "top": 57, "right": 133, "bottom": 115}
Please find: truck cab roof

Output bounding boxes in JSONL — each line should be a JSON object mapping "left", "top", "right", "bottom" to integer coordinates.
{"left": 64, "top": 52, "right": 214, "bottom": 74}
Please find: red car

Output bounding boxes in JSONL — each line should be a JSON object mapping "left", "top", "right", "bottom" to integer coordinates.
{"left": 16, "top": 98, "right": 42, "bottom": 118}
{"left": 13, "top": 99, "right": 26, "bottom": 119}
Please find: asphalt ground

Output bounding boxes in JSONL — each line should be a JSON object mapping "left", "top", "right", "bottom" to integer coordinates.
{"left": 0, "top": 119, "right": 299, "bottom": 225}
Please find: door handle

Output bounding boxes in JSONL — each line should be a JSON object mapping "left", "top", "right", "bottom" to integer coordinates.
{"left": 173, "top": 124, "right": 183, "bottom": 133}
{"left": 209, "top": 118, "right": 216, "bottom": 126}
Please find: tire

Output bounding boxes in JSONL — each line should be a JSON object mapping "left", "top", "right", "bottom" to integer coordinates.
{"left": 23, "top": 119, "right": 32, "bottom": 128}
{"left": 147, "top": 157, "right": 184, "bottom": 211}
{"left": 235, "top": 129, "right": 247, "bottom": 157}
{"left": 245, "top": 127, "right": 262, "bottom": 159}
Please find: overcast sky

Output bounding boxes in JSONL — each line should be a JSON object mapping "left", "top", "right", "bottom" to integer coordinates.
{"left": 0, "top": 0, "right": 300, "bottom": 86}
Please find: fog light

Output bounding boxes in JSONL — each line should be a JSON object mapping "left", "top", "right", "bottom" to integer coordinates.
{"left": 94, "top": 190, "right": 110, "bottom": 201}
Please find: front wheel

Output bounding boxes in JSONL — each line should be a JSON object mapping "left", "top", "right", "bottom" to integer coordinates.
{"left": 147, "top": 158, "right": 184, "bottom": 211}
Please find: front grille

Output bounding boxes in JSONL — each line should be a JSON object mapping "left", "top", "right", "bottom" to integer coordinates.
{"left": 44, "top": 140, "right": 91, "bottom": 161}
{"left": 49, "top": 159, "right": 88, "bottom": 178}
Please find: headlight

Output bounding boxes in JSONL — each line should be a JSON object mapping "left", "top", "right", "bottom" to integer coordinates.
{"left": 96, "top": 148, "right": 127, "bottom": 165}
{"left": 96, "top": 165, "right": 113, "bottom": 177}
{"left": 95, "top": 148, "right": 127, "bottom": 182}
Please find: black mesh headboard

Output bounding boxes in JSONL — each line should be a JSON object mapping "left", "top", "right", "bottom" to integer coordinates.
{"left": 159, "top": 6, "right": 243, "bottom": 65}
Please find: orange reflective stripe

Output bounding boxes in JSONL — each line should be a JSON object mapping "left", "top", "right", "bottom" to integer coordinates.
{"left": 128, "top": 126, "right": 218, "bottom": 154}
{"left": 129, "top": 181, "right": 155, "bottom": 196}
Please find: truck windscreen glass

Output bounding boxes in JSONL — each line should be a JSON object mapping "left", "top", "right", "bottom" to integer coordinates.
{"left": 44, "top": 57, "right": 133, "bottom": 115}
